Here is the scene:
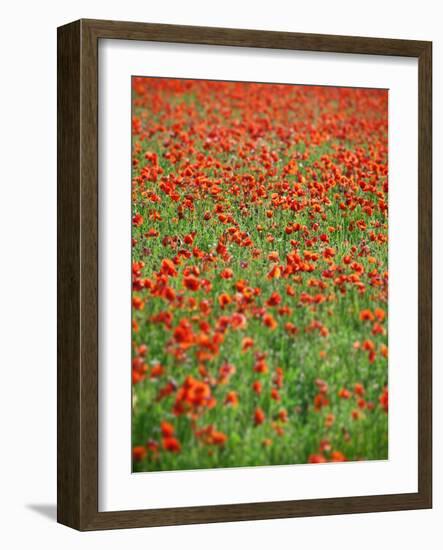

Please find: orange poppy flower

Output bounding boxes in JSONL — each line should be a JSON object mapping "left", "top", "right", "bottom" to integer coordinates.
{"left": 263, "top": 313, "right": 277, "bottom": 330}
{"left": 379, "top": 387, "right": 388, "bottom": 412}
{"left": 132, "top": 296, "right": 144, "bottom": 310}
{"left": 330, "top": 451, "right": 346, "bottom": 462}
{"left": 231, "top": 312, "right": 247, "bottom": 329}
{"left": 183, "top": 275, "right": 200, "bottom": 291}
{"left": 211, "top": 430, "right": 228, "bottom": 445}
{"left": 324, "top": 413, "right": 335, "bottom": 428}
{"left": 252, "top": 380, "right": 262, "bottom": 395}
{"left": 220, "top": 268, "right": 234, "bottom": 279}
{"left": 266, "top": 292, "right": 282, "bottom": 307}
{"left": 267, "top": 265, "right": 281, "bottom": 280}
{"left": 271, "top": 388, "right": 281, "bottom": 401}
{"left": 218, "top": 293, "right": 231, "bottom": 308}
{"left": 160, "top": 420, "right": 175, "bottom": 438}
{"left": 338, "top": 387, "right": 351, "bottom": 399}
{"left": 374, "top": 307, "right": 386, "bottom": 321}
{"left": 360, "top": 309, "right": 375, "bottom": 322}
{"left": 161, "top": 258, "right": 177, "bottom": 276}
{"left": 308, "top": 454, "right": 327, "bottom": 464}
{"left": 162, "top": 437, "right": 181, "bottom": 453}
{"left": 132, "top": 213, "right": 144, "bottom": 227}
{"left": 313, "top": 393, "right": 329, "bottom": 411}
{"left": 241, "top": 336, "right": 254, "bottom": 351}
{"left": 133, "top": 446, "right": 147, "bottom": 462}
{"left": 224, "top": 391, "right": 239, "bottom": 407}
{"left": 254, "top": 407, "right": 265, "bottom": 425}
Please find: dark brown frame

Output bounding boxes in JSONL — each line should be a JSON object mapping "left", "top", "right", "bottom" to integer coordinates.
{"left": 57, "top": 18, "right": 432, "bottom": 531}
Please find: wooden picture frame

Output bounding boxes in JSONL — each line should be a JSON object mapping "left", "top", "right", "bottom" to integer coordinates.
{"left": 57, "top": 18, "right": 432, "bottom": 530}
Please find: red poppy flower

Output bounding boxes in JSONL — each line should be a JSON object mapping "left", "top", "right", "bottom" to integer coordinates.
{"left": 162, "top": 437, "right": 181, "bottom": 453}
{"left": 254, "top": 407, "right": 265, "bottom": 426}
{"left": 133, "top": 446, "right": 147, "bottom": 462}
{"left": 183, "top": 275, "right": 200, "bottom": 291}
{"left": 308, "top": 454, "right": 327, "bottom": 464}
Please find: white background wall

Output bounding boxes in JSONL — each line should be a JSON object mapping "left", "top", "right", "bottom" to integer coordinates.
{"left": 0, "top": 0, "right": 441, "bottom": 547}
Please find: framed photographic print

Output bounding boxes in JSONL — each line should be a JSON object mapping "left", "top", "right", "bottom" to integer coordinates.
{"left": 57, "top": 19, "right": 432, "bottom": 530}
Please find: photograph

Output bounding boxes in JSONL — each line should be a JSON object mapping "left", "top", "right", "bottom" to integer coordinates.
{"left": 131, "top": 77, "right": 389, "bottom": 472}
{"left": 0, "top": 0, "right": 436, "bottom": 542}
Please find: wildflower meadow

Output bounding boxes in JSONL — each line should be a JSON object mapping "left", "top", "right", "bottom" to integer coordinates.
{"left": 131, "top": 78, "right": 388, "bottom": 472}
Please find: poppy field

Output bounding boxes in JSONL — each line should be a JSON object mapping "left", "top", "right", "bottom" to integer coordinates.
{"left": 131, "top": 77, "right": 388, "bottom": 472}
